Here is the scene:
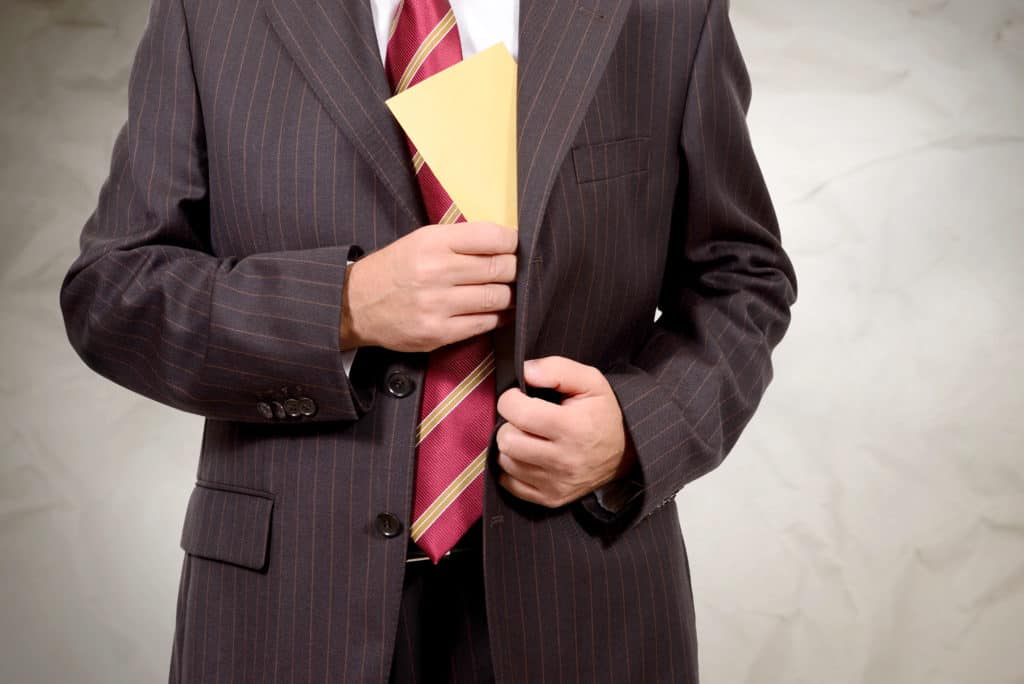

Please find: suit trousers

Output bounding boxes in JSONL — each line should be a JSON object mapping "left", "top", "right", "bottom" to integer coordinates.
{"left": 388, "top": 518, "right": 494, "bottom": 683}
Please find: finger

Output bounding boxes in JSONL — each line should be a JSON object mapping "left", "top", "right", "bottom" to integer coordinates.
{"left": 523, "top": 355, "right": 604, "bottom": 397}
{"left": 496, "top": 450, "right": 547, "bottom": 488}
{"left": 445, "top": 221, "right": 518, "bottom": 255}
{"left": 443, "top": 283, "right": 515, "bottom": 316}
{"left": 444, "top": 252, "right": 517, "bottom": 285}
{"left": 496, "top": 386, "right": 563, "bottom": 439}
{"left": 498, "top": 472, "right": 557, "bottom": 508}
{"left": 439, "top": 310, "right": 513, "bottom": 346}
{"left": 496, "top": 423, "right": 559, "bottom": 468}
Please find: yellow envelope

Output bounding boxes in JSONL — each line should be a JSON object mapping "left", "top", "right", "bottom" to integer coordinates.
{"left": 385, "top": 42, "right": 517, "bottom": 230}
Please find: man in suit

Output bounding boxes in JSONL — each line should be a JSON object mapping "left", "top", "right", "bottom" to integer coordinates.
{"left": 60, "top": 0, "right": 796, "bottom": 682}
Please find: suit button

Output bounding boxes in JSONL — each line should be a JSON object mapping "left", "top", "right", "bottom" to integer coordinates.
{"left": 375, "top": 512, "right": 403, "bottom": 538}
{"left": 270, "top": 400, "right": 286, "bottom": 420}
{"left": 284, "top": 398, "right": 301, "bottom": 417}
{"left": 386, "top": 371, "right": 415, "bottom": 397}
{"left": 257, "top": 401, "right": 274, "bottom": 419}
{"left": 298, "top": 397, "right": 317, "bottom": 416}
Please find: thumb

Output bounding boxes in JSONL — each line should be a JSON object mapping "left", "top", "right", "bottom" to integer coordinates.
{"left": 523, "top": 355, "right": 601, "bottom": 397}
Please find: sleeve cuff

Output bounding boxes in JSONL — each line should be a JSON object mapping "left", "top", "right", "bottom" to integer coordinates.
{"left": 592, "top": 475, "right": 644, "bottom": 514}
{"left": 576, "top": 453, "right": 645, "bottom": 525}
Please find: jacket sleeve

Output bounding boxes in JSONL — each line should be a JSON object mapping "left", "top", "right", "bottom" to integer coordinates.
{"left": 577, "top": 0, "right": 798, "bottom": 531}
{"left": 59, "top": 0, "right": 374, "bottom": 424}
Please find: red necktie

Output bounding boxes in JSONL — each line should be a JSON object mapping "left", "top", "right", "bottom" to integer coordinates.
{"left": 385, "top": 0, "right": 494, "bottom": 564}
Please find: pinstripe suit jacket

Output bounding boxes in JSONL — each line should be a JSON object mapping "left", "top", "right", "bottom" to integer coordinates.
{"left": 59, "top": 0, "right": 797, "bottom": 681}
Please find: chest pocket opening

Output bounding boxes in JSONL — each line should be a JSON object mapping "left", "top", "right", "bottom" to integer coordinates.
{"left": 571, "top": 136, "right": 650, "bottom": 184}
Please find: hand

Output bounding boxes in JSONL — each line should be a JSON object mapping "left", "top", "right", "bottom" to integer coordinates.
{"left": 495, "top": 355, "right": 638, "bottom": 508}
{"left": 340, "top": 221, "right": 518, "bottom": 352}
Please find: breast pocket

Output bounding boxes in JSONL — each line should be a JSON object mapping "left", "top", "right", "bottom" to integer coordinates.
{"left": 571, "top": 136, "right": 650, "bottom": 184}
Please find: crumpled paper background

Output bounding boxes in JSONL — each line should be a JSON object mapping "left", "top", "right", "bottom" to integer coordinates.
{"left": 1, "top": 0, "right": 1021, "bottom": 682}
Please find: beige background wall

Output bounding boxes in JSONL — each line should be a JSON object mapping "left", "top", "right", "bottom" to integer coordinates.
{"left": 1, "top": 0, "right": 1021, "bottom": 681}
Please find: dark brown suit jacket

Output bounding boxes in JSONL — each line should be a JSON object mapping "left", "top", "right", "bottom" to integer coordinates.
{"left": 60, "top": 0, "right": 797, "bottom": 681}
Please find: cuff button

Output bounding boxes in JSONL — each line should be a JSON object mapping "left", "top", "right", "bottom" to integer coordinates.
{"left": 270, "top": 401, "right": 286, "bottom": 420}
{"left": 298, "top": 397, "right": 317, "bottom": 417}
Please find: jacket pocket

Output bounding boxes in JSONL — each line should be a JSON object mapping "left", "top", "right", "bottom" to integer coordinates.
{"left": 179, "top": 480, "right": 274, "bottom": 571}
{"left": 571, "top": 136, "right": 650, "bottom": 184}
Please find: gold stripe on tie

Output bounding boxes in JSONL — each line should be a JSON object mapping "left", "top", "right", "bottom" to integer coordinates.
{"left": 394, "top": 9, "right": 457, "bottom": 94}
{"left": 412, "top": 149, "right": 425, "bottom": 173}
{"left": 415, "top": 351, "right": 494, "bottom": 445}
{"left": 437, "top": 201, "right": 462, "bottom": 225}
{"left": 409, "top": 446, "right": 488, "bottom": 541}
{"left": 387, "top": 0, "right": 405, "bottom": 42}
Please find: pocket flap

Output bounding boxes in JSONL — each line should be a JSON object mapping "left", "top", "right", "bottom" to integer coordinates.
{"left": 179, "top": 482, "right": 274, "bottom": 570}
{"left": 571, "top": 136, "right": 650, "bottom": 183}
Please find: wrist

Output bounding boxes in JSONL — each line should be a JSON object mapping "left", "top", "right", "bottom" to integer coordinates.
{"left": 340, "top": 260, "right": 365, "bottom": 350}
{"left": 613, "top": 424, "right": 638, "bottom": 482}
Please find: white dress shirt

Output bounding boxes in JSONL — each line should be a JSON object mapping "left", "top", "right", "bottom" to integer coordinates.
{"left": 342, "top": 0, "right": 519, "bottom": 377}
{"left": 369, "top": 0, "right": 518, "bottom": 64}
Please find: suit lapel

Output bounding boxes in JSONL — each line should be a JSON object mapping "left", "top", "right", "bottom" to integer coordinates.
{"left": 266, "top": 0, "right": 629, "bottom": 386}
{"left": 512, "top": 0, "right": 631, "bottom": 384}
{"left": 264, "top": 0, "right": 428, "bottom": 228}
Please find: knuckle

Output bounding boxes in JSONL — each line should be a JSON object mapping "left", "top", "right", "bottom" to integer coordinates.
{"left": 546, "top": 491, "right": 567, "bottom": 508}
{"left": 408, "top": 256, "right": 428, "bottom": 285}
{"left": 400, "top": 331, "right": 422, "bottom": 352}
{"left": 415, "top": 312, "right": 439, "bottom": 342}
{"left": 481, "top": 285, "right": 498, "bottom": 311}
{"left": 495, "top": 391, "right": 510, "bottom": 416}
{"left": 554, "top": 454, "right": 577, "bottom": 478}
{"left": 407, "top": 326, "right": 430, "bottom": 350}
{"left": 568, "top": 469, "right": 587, "bottom": 488}
{"left": 431, "top": 317, "right": 452, "bottom": 344}
{"left": 495, "top": 425, "right": 510, "bottom": 452}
